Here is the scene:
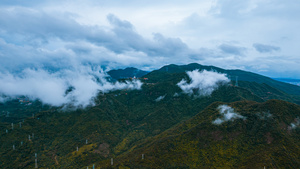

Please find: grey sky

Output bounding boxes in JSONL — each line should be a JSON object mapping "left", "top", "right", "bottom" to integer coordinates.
{"left": 0, "top": 0, "right": 300, "bottom": 78}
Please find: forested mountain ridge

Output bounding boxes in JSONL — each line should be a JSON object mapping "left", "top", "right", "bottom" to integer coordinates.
{"left": 0, "top": 63, "right": 299, "bottom": 168}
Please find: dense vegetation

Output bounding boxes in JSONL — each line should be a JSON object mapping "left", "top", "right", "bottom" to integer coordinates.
{"left": 107, "top": 100, "right": 300, "bottom": 168}
{"left": 107, "top": 67, "right": 149, "bottom": 81}
{"left": 0, "top": 63, "right": 299, "bottom": 168}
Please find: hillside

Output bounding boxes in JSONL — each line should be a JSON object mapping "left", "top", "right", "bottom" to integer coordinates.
{"left": 107, "top": 67, "right": 149, "bottom": 80}
{"left": 274, "top": 78, "right": 300, "bottom": 86}
{"left": 0, "top": 83, "right": 263, "bottom": 168}
{"left": 144, "top": 63, "right": 300, "bottom": 104}
{"left": 106, "top": 100, "right": 300, "bottom": 168}
{"left": 2, "top": 63, "right": 299, "bottom": 125}
{"left": 146, "top": 63, "right": 300, "bottom": 96}
{"left": 0, "top": 64, "right": 300, "bottom": 168}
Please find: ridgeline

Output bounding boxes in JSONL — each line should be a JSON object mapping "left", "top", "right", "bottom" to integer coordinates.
{"left": 1, "top": 63, "right": 299, "bottom": 168}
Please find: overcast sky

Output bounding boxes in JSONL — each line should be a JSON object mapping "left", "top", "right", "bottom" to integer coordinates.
{"left": 1, "top": 0, "right": 300, "bottom": 78}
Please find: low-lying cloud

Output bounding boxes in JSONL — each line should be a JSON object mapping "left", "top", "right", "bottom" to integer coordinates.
{"left": 212, "top": 105, "right": 245, "bottom": 125}
{"left": 155, "top": 95, "right": 166, "bottom": 102}
{"left": 256, "top": 111, "right": 272, "bottom": 120}
{"left": 0, "top": 96, "right": 8, "bottom": 103}
{"left": 177, "top": 70, "right": 230, "bottom": 96}
{"left": 290, "top": 117, "right": 300, "bottom": 129}
{"left": 0, "top": 66, "right": 142, "bottom": 107}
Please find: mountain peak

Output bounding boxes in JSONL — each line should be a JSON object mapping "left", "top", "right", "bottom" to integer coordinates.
{"left": 107, "top": 67, "right": 149, "bottom": 80}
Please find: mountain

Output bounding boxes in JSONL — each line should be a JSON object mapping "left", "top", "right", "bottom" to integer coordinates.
{"left": 105, "top": 100, "right": 300, "bottom": 168}
{"left": 146, "top": 63, "right": 300, "bottom": 96}
{"left": 0, "top": 63, "right": 299, "bottom": 168}
{"left": 0, "top": 80, "right": 263, "bottom": 168}
{"left": 107, "top": 67, "right": 149, "bottom": 80}
{"left": 144, "top": 63, "right": 300, "bottom": 104}
{"left": 274, "top": 78, "right": 300, "bottom": 86}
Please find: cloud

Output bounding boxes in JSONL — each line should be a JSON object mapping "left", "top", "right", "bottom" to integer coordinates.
{"left": 256, "top": 111, "right": 272, "bottom": 120}
{"left": 0, "top": 7, "right": 85, "bottom": 42}
{"left": 0, "top": 66, "right": 142, "bottom": 107}
{"left": 219, "top": 44, "right": 247, "bottom": 56}
{"left": 0, "top": 0, "right": 48, "bottom": 6}
{"left": 212, "top": 105, "right": 245, "bottom": 125}
{"left": 173, "top": 93, "right": 180, "bottom": 97}
{"left": 1, "top": 0, "right": 300, "bottom": 80}
{"left": 289, "top": 117, "right": 300, "bottom": 129}
{"left": 155, "top": 95, "right": 166, "bottom": 102}
{"left": 0, "top": 8, "right": 200, "bottom": 72}
{"left": 253, "top": 43, "right": 280, "bottom": 53}
{"left": 211, "top": 0, "right": 259, "bottom": 18}
{"left": 177, "top": 70, "right": 230, "bottom": 96}
{"left": 107, "top": 14, "right": 133, "bottom": 29}
{"left": 0, "top": 96, "right": 8, "bottom": 103}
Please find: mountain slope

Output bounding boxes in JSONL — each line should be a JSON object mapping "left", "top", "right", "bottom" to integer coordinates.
{"left": 146, "top": 63, "right": 300, "bottom": 96}
{"left": 105, "top": 100, "right": 300, "bottom": 169}
{"left": 0, "top": 76, "right": 264, "bottom": 168}
{"left": 107, "top": 67, "right": 148, "bottom": 80}
{"left": 0, "top": 63, "right": 300, "bottom": 168}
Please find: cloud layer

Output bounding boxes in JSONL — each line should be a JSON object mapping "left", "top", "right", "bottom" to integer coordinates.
{"left": 253, "top": 43, "right": 280, "bottom": 53}
{"left": 212, "top": 105, "right": 245, "bottom": 125}
{"left": 0, "top": 0, "right": 300, "bottom": 90}
{"left": 0, "top": 67, "right": 142, "bottom": 107}
{"left": 219, "top": 44, "right": 246, "bottom": 56}
{"left": 0, "top": 8, "right": 198, "bottom": 72}
{"left": 177, "top": 70, "right": 230, "bottom": 96}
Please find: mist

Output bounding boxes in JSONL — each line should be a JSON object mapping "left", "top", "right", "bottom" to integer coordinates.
{"left": 0, "top": 66, "right": 142, "bottom": 107}
{"left": 290, "top": 117, "right": 300, "bottom": 129}
{"left": 155, "top": 95, "right": 166, "bottom": 102}
{"left": 177, "top": 70, "right": 230, "bottom": 96}
{"left": 0, "top": 96, "right": 8, "bottom": 103}
{"left": 212, "top": 105, "right": 245, "bottom": 125}
{"left": 257, "top": 111, "right": 272, "bottom": 120}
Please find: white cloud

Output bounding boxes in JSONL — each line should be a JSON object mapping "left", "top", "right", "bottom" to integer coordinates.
{"left": 177, "top": 70, "right": 230, "bottom": 96}
{"left": 290, "top": 117, "right": 300, "bottom": 129}
{"left": 256, "top": 111, "right": 272, "bottom": 120}
{"left": 173, "top": 93, "right": 180, "bottom": 97}
{"left": 1, "top": 0, "right": 300, "bottom": 80}
{"left": 0, "top": 96, "right": 8, "bottom": 103}
{"left": 0, "top": 8, "right": 200, "bottom": 72}
{"left": 155, "top": 95, "right": 166, "bottom": 102}
{"left": 212, "top": 105, "right": 245, "bottom": 125}
{"left": 0, "top": 66, "right": 142, "bottom": 107}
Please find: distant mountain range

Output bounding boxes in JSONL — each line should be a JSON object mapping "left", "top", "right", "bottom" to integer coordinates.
{"left": 274, "top": 78, "right": 300, "bottom": 86}
{"left": 0, "top": 63, "right": 299, "bottom": 168}
{"left": 109, "top": 63, "right": 300, "bottom": 96}
{"left": 107, "top": 67, "right": 148, "bottom": 80}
